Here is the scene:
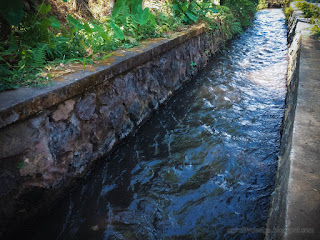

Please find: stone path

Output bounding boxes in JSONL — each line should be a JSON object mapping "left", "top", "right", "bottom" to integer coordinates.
{"left": 285, "top": 6, "right": 320, "bottom": 240}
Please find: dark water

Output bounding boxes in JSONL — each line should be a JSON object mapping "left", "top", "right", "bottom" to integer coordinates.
{"left": 28, "top": 9, "right": 287, "bottom": 240}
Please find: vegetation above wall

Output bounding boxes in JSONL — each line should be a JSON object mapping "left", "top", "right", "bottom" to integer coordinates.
{"left": 295, "top": 0, "right": 320, "bottom": 38}
{"left": 0, "top": 0, "right": 259, "bottom": 92}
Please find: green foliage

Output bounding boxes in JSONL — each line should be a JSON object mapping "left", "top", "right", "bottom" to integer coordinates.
{"left": 0, "top": 1, "right": 60, "bottom": 91}
{"left": 110, "top": 0, "right": 156, "bottom": 43}
{"left": 284, "top": 6, "right": 293, "bottom": 19}
{"left": 17, "top": 161, "right": 24, "bottom": 169}
{"left": 171, "top": 0, "right": 217, "bottom": 25}
{"left": 296, "top": 1, "right": 320, "bottom": 38}
{"left": 296, "top": 1, "right": 320, "bottom": 18}
{"left": 0, "top": 0, "right": 258, "bottom": 92}
{"left": 171, "top": 0, "right": 199, "bottom": 24}
{"left": 0, "top": 0, "right": 25, "bottom": 26}
{"left": 216, "top": 6, "right": 243, "bottom": 38}
{"left": 190, "top": 60, "right": 197, "bottom": 70}
{"left": 312, "top": 18, "right": 320, "bottom": 38}
{"left": 257, "top": 0, "right": 268, "bottom": 10}
{"left": 223, "top": 0, "right": 258, "bottom": 27}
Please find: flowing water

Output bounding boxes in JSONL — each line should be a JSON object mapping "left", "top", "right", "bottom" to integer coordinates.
{"left": 27, "top": 9, "right": 288, "bottom": 240}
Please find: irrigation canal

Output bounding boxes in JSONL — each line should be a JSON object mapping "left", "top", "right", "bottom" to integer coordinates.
{"left": 20, "top": 9, "right": 288, "bottom": 240}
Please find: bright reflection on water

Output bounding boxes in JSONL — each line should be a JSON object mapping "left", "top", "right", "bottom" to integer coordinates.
{"left": 30, "top": 9, "right": 287, "bottom": 240}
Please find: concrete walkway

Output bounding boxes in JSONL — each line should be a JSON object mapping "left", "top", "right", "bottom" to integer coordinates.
{"left": 285, "top": 11, "right": 320, "bottom": 240}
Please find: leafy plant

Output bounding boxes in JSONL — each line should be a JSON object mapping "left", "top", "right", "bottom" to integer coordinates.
{"left": 296, "top": 0, "right": 320, "bottom": 38}
{"left": 223, "top": 0, "right": 257, "bottom": 27}
{"left": 216, "top": 5, "right": 243, "bottom": 38}
{"left": 312, "top": 18, "right": 320, "bottom": 38}
{"left": 0, "top": 0, "right": 259, "bottom": 92}
{"left": 110, "top": 0, "right": 156, "bottom": 42}
{"left": 257, "top": 0, "right": 268, "bottom": 10}
{"left": 190, "top": 61, "right": 197, "bottom": 70}
{"left": 170, "top": 0, "right": 217, "bottom": 25}
{"left": 171, "top": 0, "right": 199, "bottom": 24}
{"left": 0, "top": 1, "right": 61, "bottom": 91}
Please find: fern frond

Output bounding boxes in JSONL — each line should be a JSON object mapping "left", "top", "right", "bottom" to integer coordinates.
{"left": 32, "top": 43, "right": 47, "bottom": 67}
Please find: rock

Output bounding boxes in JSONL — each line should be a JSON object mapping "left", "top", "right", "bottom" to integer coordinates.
{"left": 118, "top": 119, "right": 134, "bottom": 139}
{"left": 0, "top": 111, "right": 19, "bottom": 129}
{"left": 49, "top": 121, "right": 78, "bottom": 157}
{"left": 0, "top": 122, "right": 39, "bottom": 159}
{"left": 20, "top": 135, "right": 54, "bottom": 183}
{"left": 72, "top": 143, "right": 93, "bottom": 174}
{"left": 105, "top": 104, "right": 125, "bottom": 129}
{"left": 76, "top": 94, "right": 96, "bottom": 120}
{"left": 0, "top": 113, "right": 51, "bottom": 159}
{"left": 52, "top": 100, "right": 75, "bottom": 122}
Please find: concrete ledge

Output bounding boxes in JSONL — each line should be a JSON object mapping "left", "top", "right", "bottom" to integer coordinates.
{"left": 266, "top": 31, "right": 302, "bottom": 240}
{"left": 266, "top": 3, "right": 320, "bottom": 239}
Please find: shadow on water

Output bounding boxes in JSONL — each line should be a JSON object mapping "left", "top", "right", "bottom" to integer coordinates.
{"left": 23, "top": 9, "right": 288, "bottom": 240}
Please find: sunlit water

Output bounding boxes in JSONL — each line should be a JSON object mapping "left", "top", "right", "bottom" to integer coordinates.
{"left": 27, "top": 9, "right": 287, "bottom": 240}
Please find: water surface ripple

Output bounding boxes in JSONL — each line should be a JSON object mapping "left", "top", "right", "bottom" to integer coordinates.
{"left": 32, "top": 9, "right": 288, "bottom": 240}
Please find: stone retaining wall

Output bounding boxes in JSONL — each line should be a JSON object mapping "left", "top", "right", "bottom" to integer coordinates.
{"left": 0, "top": 23, "right": 229, "bottom": 237}
{"left": 265, "top": 7, "right": 302, "bottom": 239}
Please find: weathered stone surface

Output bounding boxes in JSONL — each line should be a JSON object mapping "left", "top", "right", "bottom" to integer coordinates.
{"left": 0, "top": 111, "right": 18, "bottom": 129}
{"left": 108, "top": 104, "right": 126, "bottom": 129}
{"left": 71, "top": 142, "right": 93, "bottom": 174}
{"left": 52, "top": 99, "right": 75, "bottom": 122}
{"left": 0, "top": 122, "right": 40, "bottom": 159}
{"left": 49, "top": 121, "right": 79, "bottom": 158}
{"left": 76, "top": 93, "right": 96, "bottom": 120}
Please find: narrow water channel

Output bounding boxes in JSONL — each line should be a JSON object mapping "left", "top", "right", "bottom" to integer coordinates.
{"left": 26, "top": 9, "right": 287, "bottom": 240}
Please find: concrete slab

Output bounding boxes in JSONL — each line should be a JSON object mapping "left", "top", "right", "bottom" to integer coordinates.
{"left": 285, "top": 22, "right": 320, "bottom": 240}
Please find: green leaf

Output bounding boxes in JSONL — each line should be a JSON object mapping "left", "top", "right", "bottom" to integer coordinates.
{"left": 101, "top": 52, "right": 114, "bottom": 60}
{"left": 38, "top": 3, "right": 51, "bottom": 15}
{"left": 41, "top": 18, "right": 52, "bottom": 29}
{"left": 110, "top": 21, "right": 124, "bottom": 40}
{"left": 84, "top": 22, "right": 93, "bottom": 33}
{"left": 182, "top": 2, "right": 188, "bottom": 12}
{"left": 140, "top": 7, "right": 150, "bottom": 25}
{"left": 17, "top": 161, "right": 24, "bottom": 169}
{"left": 172, "top": 4, "right": 181, "bottom": 12}
{"left": 67, "top": 15, "right": 84, "bottom": 29}
{"left": 92, "top": 24, "right": 109, "bottom": 40}
{"left": 149, "top": 12, "right": 156, "bottom": 26}
{"left": 185, "top": 11, "right": 198, "bottom": 23}
{"left": 49, "top": 16, "right": 61, "bottom": 30}
{"left": 62, "top": 0, "right": 68, "bottom": 2}
{"left": 46, "top": 4, "right": 52, "bottom": 13}
{"left": 131, "top": 0, "right": 143, "bottom": 15}
{"left": 0, "top": 8, "right": 24, "bottom": 26}
{"left": 92, "top": 24, "right": 104, "bottom": 33}
{"left": 112, "top": 0, "right": 125, "bottom": 19}
{"left": 0, "top": 0, "right": 25, "bottom": 26}
{"left": 135, "top": 5, "right": 150, "bottom": 26}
